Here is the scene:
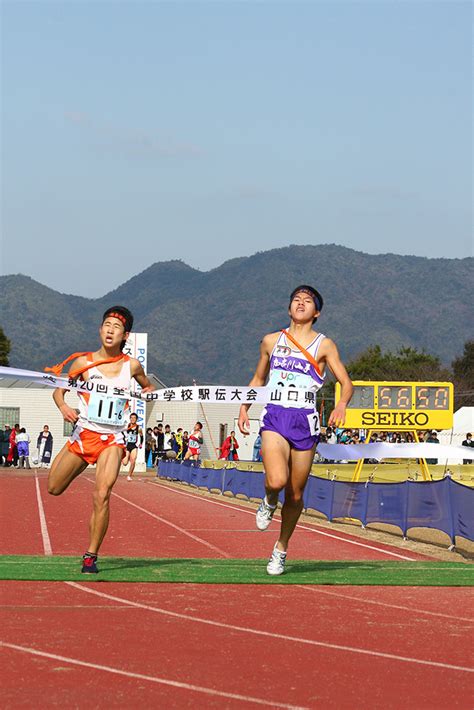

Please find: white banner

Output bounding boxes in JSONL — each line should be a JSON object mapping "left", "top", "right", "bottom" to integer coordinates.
{"left": 2, "top": 366, "right": 473, "bottom": 461}
{"left": 0, "top": 367, "right": 317, "bottom": 405}
{"left": 317, "top": 442, "right": 473, "bottom": 461}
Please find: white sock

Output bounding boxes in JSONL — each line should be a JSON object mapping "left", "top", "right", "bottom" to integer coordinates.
{"left": 265, "top": 495, "right": 277, "bottom": 509}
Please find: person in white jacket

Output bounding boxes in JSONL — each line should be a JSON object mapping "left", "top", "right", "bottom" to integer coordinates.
{"left": 16, "top": 428, "right": 31, "bottom": 469}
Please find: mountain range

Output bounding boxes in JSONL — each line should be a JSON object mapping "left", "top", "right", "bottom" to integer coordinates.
{"left": 1, "top": 245, "right": 472, "bottom": 385}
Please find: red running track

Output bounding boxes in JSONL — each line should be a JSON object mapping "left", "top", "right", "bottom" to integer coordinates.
{"left": 1, "top": 470, "right": 473, "bottom": 709}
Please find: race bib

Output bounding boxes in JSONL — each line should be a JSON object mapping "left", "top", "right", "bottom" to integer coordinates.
{"left": 307, "top": 411, "right": 320, "bottom": 437}
{"left": 87, "top": 393, "right": 127, "bottom": 426}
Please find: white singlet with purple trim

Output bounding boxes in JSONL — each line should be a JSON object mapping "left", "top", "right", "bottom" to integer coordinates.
{"left": 267, "top": 331, "right": 326, "bottom": 409}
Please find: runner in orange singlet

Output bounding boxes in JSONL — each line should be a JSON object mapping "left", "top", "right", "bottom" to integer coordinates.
{"left": 47, "top": 306, "right": 153, "bottom": 573}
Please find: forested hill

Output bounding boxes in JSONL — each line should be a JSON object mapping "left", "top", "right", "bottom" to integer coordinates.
{"left": 1, "top": 245, "right": 472, "bottom": 385}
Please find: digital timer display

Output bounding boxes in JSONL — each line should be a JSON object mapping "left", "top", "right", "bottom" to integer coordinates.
{"left": 336, "top": 381, "right": 454, "bottom": 430}
{"left": 378, "top": 386, "right": 412, "bottom": 410}
{"left": 415, "top": 386, "right": 450, "bottom": 410}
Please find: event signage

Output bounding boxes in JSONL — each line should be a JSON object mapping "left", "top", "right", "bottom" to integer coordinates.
{"left": 0, "top": 366, "right": 315, "bottom": 405}
{"left": 335, "top": 381, "right": 454, "bottom": 430}
{"left": 123, "top": 332, "right": 148, "bottom": 465}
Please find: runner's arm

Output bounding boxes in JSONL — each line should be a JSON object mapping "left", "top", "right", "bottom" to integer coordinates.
{"left": 52, "top": 356, "right": 87, "bottom": 423}
{"left": 130, "top": 358, "right": 154, "bottom": 393}
{"left": 238, "top": 334, "right": 275, "bottom": 434}
{"left": 319, "top": 339, "right": 353, "bottom": 427}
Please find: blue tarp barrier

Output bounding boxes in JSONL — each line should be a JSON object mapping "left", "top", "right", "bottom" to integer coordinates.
{"left": 157, "top": 461, "right": 474, "bottom": 543}
{"left": 366, "top": 482, "right": 408, "bottom": 534}
{"left": 405, "top": 479, "right": 454, "bottom": 540}
{"left": 304, "top": 476, "right": 333, "bottom": 520}
{"left": 449, "top": 479, "right": 474, "bottom": 542}
{"left": 330, "top": 481, "right": 368, "bottom": 524}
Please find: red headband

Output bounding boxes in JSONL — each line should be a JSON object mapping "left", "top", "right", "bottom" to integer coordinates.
{"left": 105, "top": 312, "right": 127, "bottom": 327}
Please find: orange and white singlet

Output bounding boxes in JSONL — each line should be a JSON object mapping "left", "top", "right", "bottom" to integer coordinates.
{"left": 76, "top": 354, "right": 132, "bottom": 435}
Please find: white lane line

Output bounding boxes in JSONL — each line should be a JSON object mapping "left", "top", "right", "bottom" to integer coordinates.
{"left": 151, "top": 480, "right": 417, "bottom": 561}
{"left": 1, "top": 641, "right": 306, "bottom": 709}
{"left": 296, "top": 586, "right": 474, "bottom": 623}
{"left": 34, "top": 475, "right": 52, "bottom": 556}
{"left": 66, "top": 582, "right": 474, "bottom": 673}
{"left": 83, "top": 477, "right": 230, "bottom": 558}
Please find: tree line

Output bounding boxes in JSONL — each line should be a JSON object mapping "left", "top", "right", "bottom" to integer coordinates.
{"left": 320, "top": 341, "right": 474, "bottom": 414}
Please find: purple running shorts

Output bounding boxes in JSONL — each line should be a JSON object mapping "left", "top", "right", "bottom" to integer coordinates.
{"left": 260, "top": 404, "right": 320, "bottom": 451}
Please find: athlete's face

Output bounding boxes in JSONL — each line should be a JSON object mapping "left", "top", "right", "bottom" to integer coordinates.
{"left": 100, "top": 317, "right": 128, "bottom": 349}
{"left": 289, "top": 291, "right": 319, "bottom": 323}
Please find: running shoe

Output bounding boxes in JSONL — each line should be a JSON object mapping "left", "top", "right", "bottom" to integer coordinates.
{"left": 266, "top": 544, "right": 287, "bottom": 576}
{"left": 256, "top": 498, "right": 276, "bottom": 531}
{"left": 81, "top": 554, "right": 99, "bottom": 574}
{"left": 127, "top": 475, "right": 133, "bottom": 481}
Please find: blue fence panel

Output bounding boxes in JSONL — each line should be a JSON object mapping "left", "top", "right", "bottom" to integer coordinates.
{"left": 366, "top": 482, "right": 408, "bottom": 535}
{"left": 304, "top": 476, "right": 333, "bottom": 520}
{"left": 330, "top": 482, "right": 368, "bottom": 523}
{"left": 156, "top": 462, "right": 474, "bottom": 542}
{"left": 222, "top": 467, "right": 252, "bottom": 498}
{"left": 448, "top": 479, "right": 474, "bottom": 542}
{"left": 248, "top": 471, "right": 267, "bottom": 500}
{"left": 194, "top": 467, "right": 224, "bottom": 491}
{"left": 179, "top": 462, "right": 193, "bottom": 484}
{"left": 157, "top": 460, "right": 174, "bottom": 479}
{"left": 406, "top": 479, "right": 453, "bottom": 541}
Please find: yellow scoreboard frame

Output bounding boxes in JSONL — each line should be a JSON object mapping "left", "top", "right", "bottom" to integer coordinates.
{"left": 334, "top": 381, "right": 454, "bottom": 431}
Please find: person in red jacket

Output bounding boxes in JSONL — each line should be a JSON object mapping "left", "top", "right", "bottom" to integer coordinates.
{"left": 7, "top": 424, "right": 19, "bottom": 466}
{"left": 220, "top": 431, "right": 239, "bottom": 461}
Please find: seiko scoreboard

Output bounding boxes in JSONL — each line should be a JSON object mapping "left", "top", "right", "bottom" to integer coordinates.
{"left": 334, "top": 381, "right": 454, "bottom": 430}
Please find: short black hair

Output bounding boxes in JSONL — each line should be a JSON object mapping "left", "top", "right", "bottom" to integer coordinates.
{"left": 289, "top": 285, "right": 323, "bottom": 323}
{"left": 289, "top": 285, "right": 323, "bottom": 312}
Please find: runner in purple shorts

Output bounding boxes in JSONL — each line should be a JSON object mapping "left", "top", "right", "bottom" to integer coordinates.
{"left": 238, "top": 285, "right": 353, "bottom": 575}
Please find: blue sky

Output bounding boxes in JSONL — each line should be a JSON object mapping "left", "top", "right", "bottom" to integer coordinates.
{"left": 1, "top": 1, "right": 472, "bottom": 297}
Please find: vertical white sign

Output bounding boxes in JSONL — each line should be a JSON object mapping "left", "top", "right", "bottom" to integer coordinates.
{"left": 123, "top": 333, "right": 148, "bottom": 468}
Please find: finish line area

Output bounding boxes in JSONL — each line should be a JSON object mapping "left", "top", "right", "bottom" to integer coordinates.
{"left": 1, "top": 469, "right": 473, "bottom": 708}
{"left": 3, "top": 556, "right": 473, "bottom": 586}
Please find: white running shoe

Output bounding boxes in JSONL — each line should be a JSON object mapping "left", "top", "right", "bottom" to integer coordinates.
{"left": 127, "top": 475, "right": 133, "bottom": 481}
{"left": 256, "top": 498, "right": 276, "bottom": 531}
{"left": 266, "top": 544, "right": 287, "bottom": 576}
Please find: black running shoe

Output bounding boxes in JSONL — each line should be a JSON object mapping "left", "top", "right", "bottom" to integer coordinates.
{"left": 81, "top": 553, "right": 99, "bottom": 574}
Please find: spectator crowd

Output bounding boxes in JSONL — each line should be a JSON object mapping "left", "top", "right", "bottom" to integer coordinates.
{"left": 0, "top": 423, "right": 54, "bottom": 469}
{"left": 145, "top": 422, "right": 204, "bottom": 464}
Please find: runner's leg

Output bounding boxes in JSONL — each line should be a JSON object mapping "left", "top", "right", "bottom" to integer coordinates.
{"left": 277, "top": 445, "right": 315, "bottom": 551}
{"left": 128, "top": 447, "right": 138, "bottom": 477}
{"left": 88, "top": 446, "right": 123, "bottom": 554}
{"left": 48, "top": 444, "right": 88, "bottom": 495}
{"left": 260, "top": 430, "right": 290, "bottom": 506}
